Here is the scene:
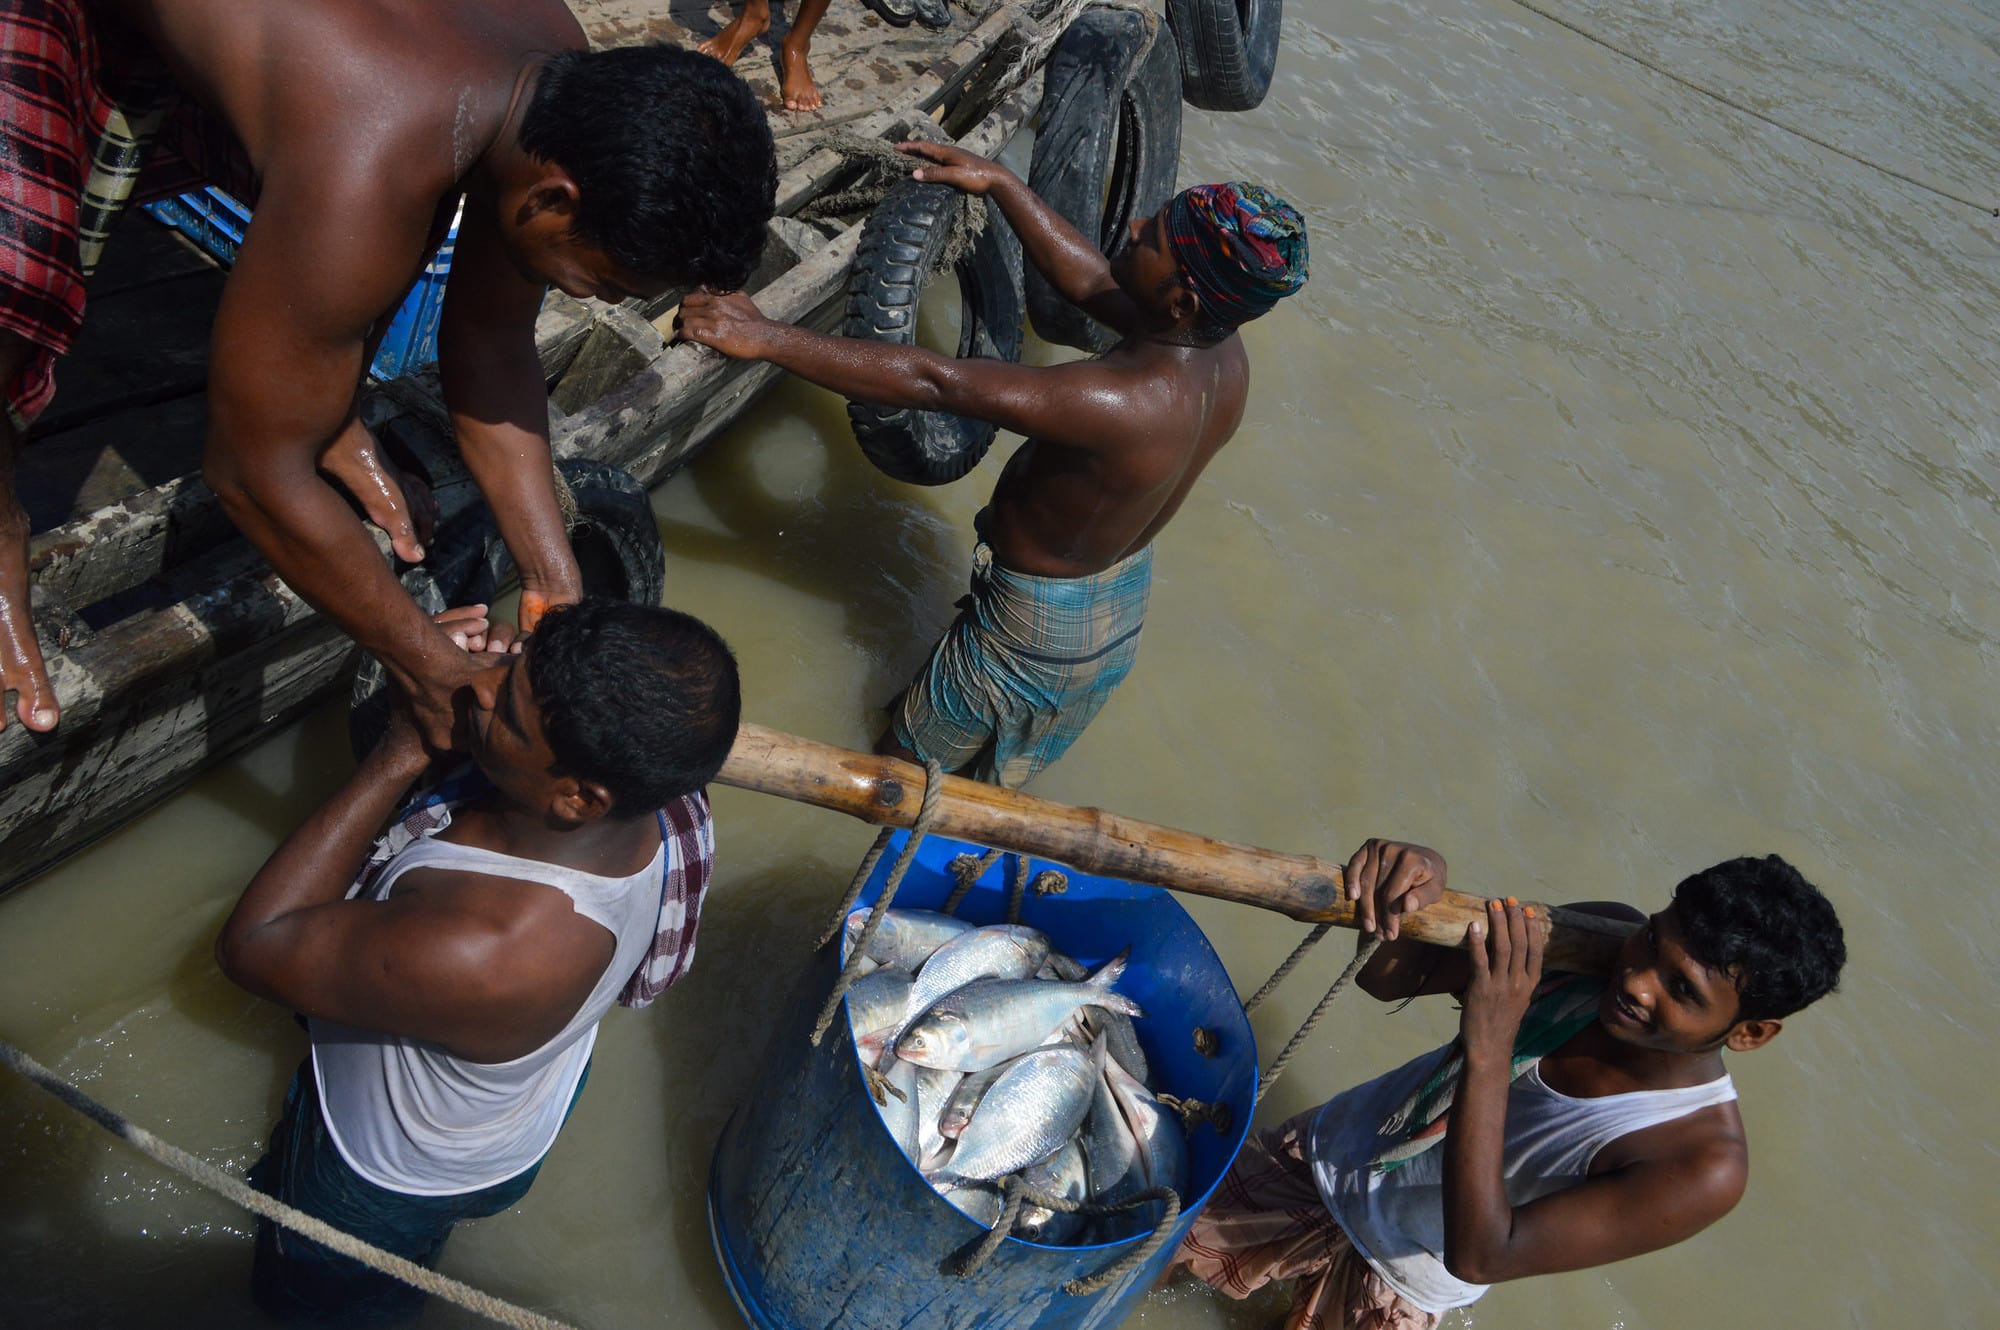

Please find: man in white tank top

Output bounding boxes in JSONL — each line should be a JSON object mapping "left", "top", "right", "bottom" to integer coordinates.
{"left": 216, "top": 597, "right": 740, "bottom": 1323}
{"left": 1170, "top": 838, "right": 1847, "bottom": 1330}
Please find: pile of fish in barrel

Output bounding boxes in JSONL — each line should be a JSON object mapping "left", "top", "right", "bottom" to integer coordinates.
{"left": 843, "top": 906, "right": 1189, "bottom": 1244}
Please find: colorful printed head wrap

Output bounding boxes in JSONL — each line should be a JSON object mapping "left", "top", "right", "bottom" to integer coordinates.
{"left": 1162, "top": 182, "right": 1310, "bottom": 329}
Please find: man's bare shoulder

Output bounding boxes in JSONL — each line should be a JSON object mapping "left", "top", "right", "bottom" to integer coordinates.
{"left": 1594, "top": 1096, "right": 1749, "bottom": 1202}
{"left": 138, "top": 0, "right": 581, "bottom": 178}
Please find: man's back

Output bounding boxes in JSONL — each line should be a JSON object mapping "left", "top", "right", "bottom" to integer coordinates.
{"left": 112, "top": 0, "right": 580, "bottom": 188}
{"left": 986, "top": 333, "right": 1251, "bottom": 577}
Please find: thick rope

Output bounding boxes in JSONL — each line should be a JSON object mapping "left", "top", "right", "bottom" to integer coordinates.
{"left": 813, "top": 826, "right": 896, "bottom": 951}
{"left": 0, "top": 1039, "right": 578, "bottom": 1330}
{"left": 1240, "top": 922, "right": 1334, "bottom": 1016}
{"left": 798, "top": 126, "right": 990, "bottom": 272}
{"left": 949, "top": 1176, "right": 1181, "bottom": 1294}
{"left": 941, "top": 847, "right": 1005, "bottom": 915}
{"left": 810, "top": 760, "right": 947, "bottom": 1046}
{"left": 1256, "top": 938, "right": 1383, "bottom": 1101}
{"left": 551, "top": 465, "right": 578, "bottom": 531}
{"left": 1503, "top": 0, "right": 1998, "bottom": 216}
{"left": 1004, "top": 851, "right": 1028, "bottom": 924}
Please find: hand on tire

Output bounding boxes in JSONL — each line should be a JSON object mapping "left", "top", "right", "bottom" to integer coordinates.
{"left": 898, "top": 141, "right": 1014, "bottom": 195}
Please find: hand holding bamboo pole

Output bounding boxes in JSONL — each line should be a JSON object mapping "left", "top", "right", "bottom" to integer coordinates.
{"left": 717, "top": 722, "right": 1635, "bottom": 974}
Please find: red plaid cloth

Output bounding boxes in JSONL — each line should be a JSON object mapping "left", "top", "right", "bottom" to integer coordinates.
{"left": 617, "top": 789, "right": 715, "bottom": 1008}
{"left": 1170, "top": 1109, "right": 1440, "bottom": 1330}
{"left": 1, "top": 0, "right": 248, "bottom": 427}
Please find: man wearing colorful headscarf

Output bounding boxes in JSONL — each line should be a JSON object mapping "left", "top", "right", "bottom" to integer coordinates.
{"left": 679, "top": 143, "right": 1309, "bottom": 788}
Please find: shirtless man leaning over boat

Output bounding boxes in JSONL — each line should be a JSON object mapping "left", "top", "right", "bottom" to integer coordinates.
{"left": 0, "top": 0, "right": 776, "bottom": 744}
{"left": 678, "top": 144, "right": 1309, "bottom": 787}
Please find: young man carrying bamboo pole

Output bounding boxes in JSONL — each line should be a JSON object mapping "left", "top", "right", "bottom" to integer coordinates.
{"left": 678, "top": 143, "right": 1309, "bottom": 789}
{"left": 0, "top": 2, "right": 776, "bottom": 746}
{"left": 1169, "top": 838, "right": 1848, "bottom": 1329}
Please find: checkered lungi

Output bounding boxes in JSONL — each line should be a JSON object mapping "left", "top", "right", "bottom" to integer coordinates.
{"left": 892, "top": 515, "right": 1153, "bottom": 789}
{"left": 1169, "top": 1109, "right": 1440, "bottom": 1330}
{"left": 0, "top": 0, "right": 249, "bottom": 428}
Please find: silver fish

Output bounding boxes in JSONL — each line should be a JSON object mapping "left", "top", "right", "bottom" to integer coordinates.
{"left": 940, "top": 1179, "right": 1005, "bottom": 1229}
{"left": 937, "top": 1062, "right": 1007, "bottom": 1139}
{"left": 1081, "top": 1052, "right": 1143, "bottom": 1208}
{"left": 937, "top": 1046, "right": 1098, "bottom": 1182}
{"left": 874, "top": 1053, "right": 920, "bottom": 1160}
{"left": 1042, "top": 954, "right": 1150, "bottom": 1081}
{"left": 1013, "top": 1138, "right": 1088, "bottom": 1245}
{"left": 913, "top": 1064, "right": 962, "bottom": 1170}
{"left": 908, "top": 925, "right": 1052, "bottom": 1020}
{"left": 843, "top": 906, "right": 973, "bottom": 971}
{"left": 894, "top": 952, "right": 1144, "bottom": 1073}
{"left": 1105, "top": 1053, "right": 1187, "bottom": 1224}
{"left": 846, "top": 968, "right": 914, "bottom": 1065}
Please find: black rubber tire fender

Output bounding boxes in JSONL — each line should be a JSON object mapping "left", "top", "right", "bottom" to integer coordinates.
{"left": 841, "top": 176, "right": 1025, "bottom": 487}
{"left": 1025, "top": 8, "right": 1185, "bottom": 352}
{"left": 348, "top": 460, "right": 666, "bottom": 759}
{"left": 1166, "top": 0, "right": 1282, "bottom": 112}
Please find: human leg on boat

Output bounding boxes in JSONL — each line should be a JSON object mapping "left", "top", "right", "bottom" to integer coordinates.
{"left": 698, "top": 0, "right": 774, "bottom": 68}
{"left": 778, "top": 0, "right": 833, "bottom": 112}
{"left": 0, "top": 335, "right": 57, "bottom": 733}
{"left": 0, "top": 0, "right": 171, "bottom": 735}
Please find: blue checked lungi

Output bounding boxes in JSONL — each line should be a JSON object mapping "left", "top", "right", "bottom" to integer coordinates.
{"left": 893, "top": 517, "right": 1154, "bottom": 789}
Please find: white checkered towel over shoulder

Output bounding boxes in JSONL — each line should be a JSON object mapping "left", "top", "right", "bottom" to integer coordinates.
{"left": 352, "top": 767, "right": 716, "bottom": 1010}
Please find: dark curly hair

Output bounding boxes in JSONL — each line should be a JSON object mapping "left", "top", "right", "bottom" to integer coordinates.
{"left": 526, "top": 598, "right": 741, "bottom": 818}
{"left": 1672, "top": 855, "right": 1846, "bottom": 1022}
{"left": 518, "top": 45, "right": 776, "bottom": 289}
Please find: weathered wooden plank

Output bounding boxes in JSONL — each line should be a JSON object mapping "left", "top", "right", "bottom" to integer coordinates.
{"left": 27, "top": 475, "right": 235, "bottom": 612}
{"left": 0, "top": 616, "right": 350, "bottom": 886}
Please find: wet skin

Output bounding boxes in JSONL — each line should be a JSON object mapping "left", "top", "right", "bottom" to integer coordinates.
{"left": 1346, "top": 843, "right": 1785, "bottom": 1287}
{"left": 676, "top": 142, "right": 1253, "bottom": 582}
{"left": 697, "top": 0, "right": 833, "bottom": 112}
{"left": 215, "top": 609, "right": 662, "bottom": 1064}
{"left": 0, "top": 0, "right": 637, "bottom": 743}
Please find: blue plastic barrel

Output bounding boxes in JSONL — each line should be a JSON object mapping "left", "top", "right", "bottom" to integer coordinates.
{"left": 142, "top": 189, "right": 457, "bottom": 380}
{"left": 708, "top": 832, "right": 1258, "bottom": 1329}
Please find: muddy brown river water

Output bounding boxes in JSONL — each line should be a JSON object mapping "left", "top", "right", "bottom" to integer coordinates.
{"left": 4, "top": 0, "right": 1997, "bottom": 1324}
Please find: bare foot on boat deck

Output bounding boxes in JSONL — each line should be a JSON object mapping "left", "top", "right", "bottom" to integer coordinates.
{"left": 698, "top": 9, "right": 770, "bottom": 66}
{"left": 780, "top": 43, "right": 823, "bottom": 112}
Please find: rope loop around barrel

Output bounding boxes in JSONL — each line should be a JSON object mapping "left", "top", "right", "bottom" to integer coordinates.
{"left": 941, "top": 846, "right": 1005, "bottom": 915}
{"left": 810, "top": 759, "right": 947, "bottom": 1046}
{"left": 947, "top": 1175, "right": 1182, "bottom": 1295}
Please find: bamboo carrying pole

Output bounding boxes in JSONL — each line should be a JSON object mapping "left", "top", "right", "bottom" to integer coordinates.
{"left": 717, "top": 723, "right": 1635, "bottom": 974}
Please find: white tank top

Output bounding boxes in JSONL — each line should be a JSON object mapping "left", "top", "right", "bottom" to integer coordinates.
{"left": 311, "top": 820, "right": 664, "bottom": 1196}
{"left": 1309, "top": 1046, "right": 1738, "bottom": 1313}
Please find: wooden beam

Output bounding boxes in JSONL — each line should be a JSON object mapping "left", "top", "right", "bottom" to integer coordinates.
{"left": 718, "top": 722, "right": 1636, "bottom": 975}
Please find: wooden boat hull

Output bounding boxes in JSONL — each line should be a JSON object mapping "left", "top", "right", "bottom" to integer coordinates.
{"left": 1, "top": 0, "right": 1088, "bottom": 895}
